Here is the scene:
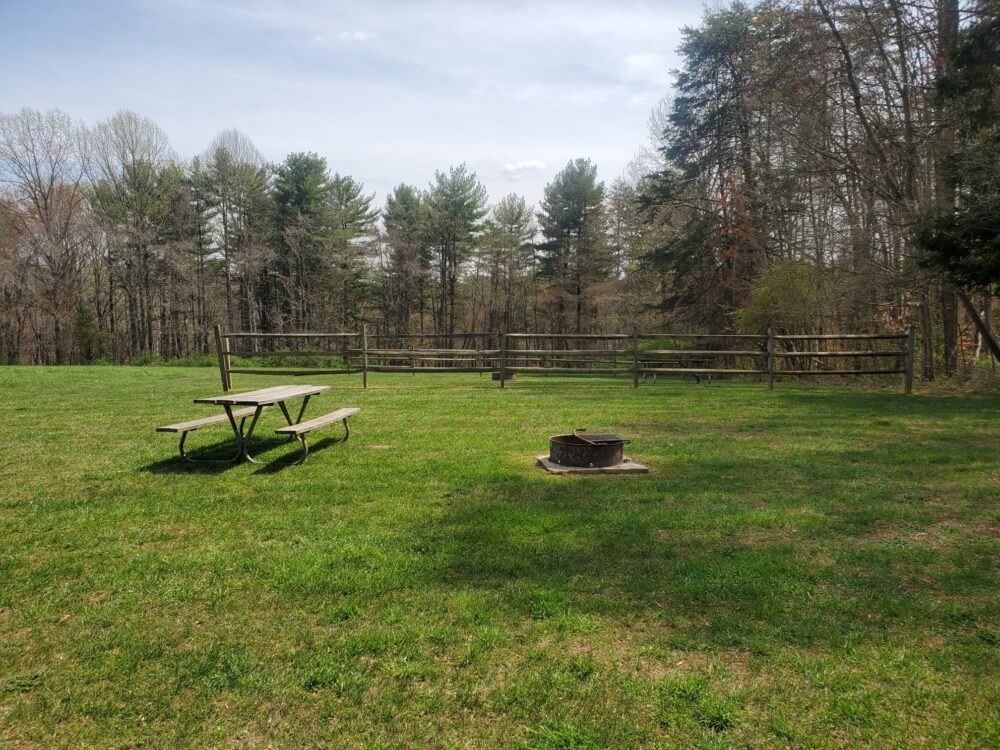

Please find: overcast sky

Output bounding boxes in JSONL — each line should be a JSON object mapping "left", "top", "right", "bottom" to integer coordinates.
{"left": 0, "top": 0, "right": 705, "bottom": 207}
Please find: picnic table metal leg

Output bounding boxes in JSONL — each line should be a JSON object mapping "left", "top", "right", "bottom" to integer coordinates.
{"left": 295, "top": 435, "right": 309, "bottom": 464}
{"left": 285, "top": 414, "right": 349, "bottom": 466}
{"left": 294, "top": 395, "right": 311, "bottom": 425}
{"left": 277, "top": 396, "right": 311, "bottom": 441}
{"left": 177, "top": 430, "right": 242, "bottom": 464}
{"left": 175, "top": 412, "right": 248, "bottom": 464}
{"left": 278, "top": 401, "right": 292, "bottom": 425}
{"left": 224, "top": 404, "right": 264, "bottom": 463}
{"left": 277, "top": 401, "right": 294, "bottom": 441}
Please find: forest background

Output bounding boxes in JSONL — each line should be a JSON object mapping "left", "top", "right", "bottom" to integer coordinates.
{"left": 0, "top": 0, "right": 997, "bottom": 383}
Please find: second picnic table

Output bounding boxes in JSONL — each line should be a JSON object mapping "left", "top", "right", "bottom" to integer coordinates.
{"left": 195, "top": 384, "right": 331, "bottom": 463}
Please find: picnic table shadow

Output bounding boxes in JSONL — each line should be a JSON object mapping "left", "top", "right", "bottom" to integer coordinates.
{"left": 140, "top": 435, "right": 344, "bottom": 474}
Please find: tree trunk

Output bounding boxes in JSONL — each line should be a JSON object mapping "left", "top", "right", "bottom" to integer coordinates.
{"left": 920, "top": 289, "right": 934, "bottom": 380}
{"left": 955, "top": 288, "right": 1000, "bottom": 365}
{"left": 936, "top": 0, "right": 961, "bottom": 376}
{"left": 941, "top": 284, "right": 959, "bottom": 376}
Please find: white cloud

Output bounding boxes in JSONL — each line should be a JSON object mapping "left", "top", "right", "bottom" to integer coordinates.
{"left": 502, "top": 160, "right": 547, "bottom": 178}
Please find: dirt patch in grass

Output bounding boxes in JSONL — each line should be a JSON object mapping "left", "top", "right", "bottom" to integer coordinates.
{"left": 739, "top": 534, "right": 769, "bottom": 548}
{"left": 863, "top": 518, "right": 1000, "bottom": 546}
{"left": 552, "top": 619, "right": 757, "bottom": 683}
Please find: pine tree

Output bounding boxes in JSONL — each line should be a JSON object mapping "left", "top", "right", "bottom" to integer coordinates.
{"left": 325, "top": 173, "right": 379, "bottom": 328}
{"left": 481, "top": 193, "right": 534, "bottom": 332}
{"left": 640, "top": 5, "right": 765, "bottom": 326}
{"left": 383, "top": 184, "right": 430, "bottom": 332}
{"left": 537, "top": 158, "right": 608, "bottom": 334}
{"left": 273, "top": 152, "right": 333, "bottom": 329}
{"left": 424, "top": 164, "right": 488, "bottom": 341}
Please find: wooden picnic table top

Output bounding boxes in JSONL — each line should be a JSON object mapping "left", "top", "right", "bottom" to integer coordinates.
{"left": 194, "top": 384, "right": 330, "bottom": 406}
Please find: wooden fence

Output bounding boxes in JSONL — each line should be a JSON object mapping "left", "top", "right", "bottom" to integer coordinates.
{"left": 213, "top": 325, "right": 916, "bottom": 394}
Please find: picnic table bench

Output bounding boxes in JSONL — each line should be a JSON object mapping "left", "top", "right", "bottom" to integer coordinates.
{"left": 158, "top": 384, "right": 359, "bottom": 465}
{"left": 157, "top": 406, "right": 268, "bottom": 462}
{"left": 275, "top": 407, "right": 359, "bottom": 463}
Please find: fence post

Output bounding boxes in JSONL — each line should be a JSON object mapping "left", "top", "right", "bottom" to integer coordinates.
{"left": 766, "top": 325, "right": 775, "bottom": 391}
{"left": 361, "top": 323, "right": 369, "bottom": 389}
{"left": 213, "top": 324, "right": 232, "bottom": 392}
{"left": 499, "top": 332, "right": 508, "bottom": 389}
{"left": 632, "top": 329, "right": 640, "bottom": 388}
{"left": 213, "top": 324, "right": 225, "bottom": 391}
{"left": 904, "top": 324, "right": 915, "bottom": 395}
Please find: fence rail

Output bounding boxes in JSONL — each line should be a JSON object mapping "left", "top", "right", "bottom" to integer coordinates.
{"left": 213, "top": 325, "right": 916, "bottom": 394}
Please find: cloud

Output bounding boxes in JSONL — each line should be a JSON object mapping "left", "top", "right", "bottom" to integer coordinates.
{"left": 501, "top": 160, "right": 547, "bottom": 179}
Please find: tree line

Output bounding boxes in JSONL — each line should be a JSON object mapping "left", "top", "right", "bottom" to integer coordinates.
{"left": 0, "top": 110, "right": 647, "bottom": 363}
{"left": 1, "top": 0, "right": 996, "bottom": 381}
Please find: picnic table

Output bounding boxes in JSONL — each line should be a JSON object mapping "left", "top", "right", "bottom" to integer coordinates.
{"left": 157, "top": 384, "right": 359, "bottom": 465}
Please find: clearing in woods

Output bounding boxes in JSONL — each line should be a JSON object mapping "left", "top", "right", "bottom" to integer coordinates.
{"left": 0, "top": 366, "right": 997, "bottom": 748}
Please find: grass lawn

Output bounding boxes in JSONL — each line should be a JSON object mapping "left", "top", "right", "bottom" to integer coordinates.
{"left": 1, "top": 366, "right": 998, "bottom": 749}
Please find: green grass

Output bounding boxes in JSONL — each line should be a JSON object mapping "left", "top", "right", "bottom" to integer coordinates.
{"left": 1, "top": 366, "right": 998, "bottom": 748}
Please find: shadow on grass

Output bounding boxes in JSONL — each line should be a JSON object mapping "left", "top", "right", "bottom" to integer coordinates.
{"left": 250, "top": 436, "right": 349, "bottom": 475}
{"left": 776, "top": 388, "right": 1000, "bottom": 416}
{"left": 141, "top": 437, "right": 298, "bottom": 474}
{"left": 395, "top": 427, "right": 999, "bottom": 655}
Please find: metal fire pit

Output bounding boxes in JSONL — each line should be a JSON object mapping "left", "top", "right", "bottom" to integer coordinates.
{"left": 549, "top": 429, "right": 629, "bottom": 468}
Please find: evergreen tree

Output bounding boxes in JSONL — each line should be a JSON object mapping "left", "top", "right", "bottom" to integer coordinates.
{"left": 274, "top": 152, "right": 331, "bottom": 223}
{"left": 383, "top": 184, "right": 430, "bottom": 332}
{"left": 605, "top": 175, "right": 645, "bottom": 279}
{"left": 917, "top": 3, "right": 1000, "bottom": 362}
{"left": 537, "top": 158, "right": 607, "bottom": 334}
{"left": 325, "top": 173, "right": 379, "bottom": 328}
{"left": 640, "top": 4, "right": 766, "bottom": 327}
{"left": 204, "top": 132, "right": 270, "bottom": 330}
{"left": 481, "top": 193, "right": 535, "bottom": 331}
{"left": 273, "top": 152, "right": 333, "bottom": 329}
{"left": 424, "top": 164, "right": 488, "bottom": 340}
{"left": 918, "top": 5, "right": 1000, "bottom": 290}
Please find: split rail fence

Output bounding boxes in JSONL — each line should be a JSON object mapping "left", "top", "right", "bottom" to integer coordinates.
{"left": 213, "top": 325, "right": 916, "bottom": 394}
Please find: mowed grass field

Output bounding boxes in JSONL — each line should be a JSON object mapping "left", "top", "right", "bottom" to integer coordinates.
{"left": 1, "top": 366, "right": 998, "bottom": 749}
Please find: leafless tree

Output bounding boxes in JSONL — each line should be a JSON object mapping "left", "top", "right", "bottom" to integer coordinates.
{"left": 0, "top": 108, "right": 88, "bottom": 362}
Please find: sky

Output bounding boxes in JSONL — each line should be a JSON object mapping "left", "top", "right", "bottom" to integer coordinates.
{"left": 0, "top": 0, "right": 704, "bottom": 207}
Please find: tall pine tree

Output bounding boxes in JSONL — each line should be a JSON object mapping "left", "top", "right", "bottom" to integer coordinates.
{"left": 537, "top": 158, "right": 608, "bottom": 334}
